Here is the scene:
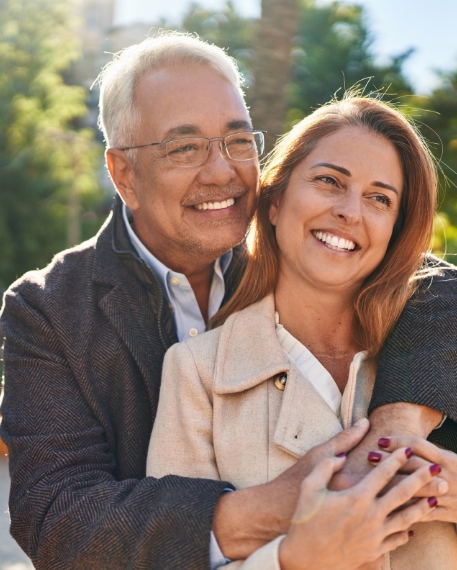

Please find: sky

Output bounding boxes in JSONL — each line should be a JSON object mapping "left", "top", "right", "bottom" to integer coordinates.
{"left": 113, "top": 0, "right": 457, "bottom": 94}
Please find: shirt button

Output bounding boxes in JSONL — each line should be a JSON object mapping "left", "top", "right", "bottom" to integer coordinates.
{"left": 170, "top": 276, "right": 180, "bottom": 286}
{"left": 189, "top": 328, "right": 199, "bottom": 337}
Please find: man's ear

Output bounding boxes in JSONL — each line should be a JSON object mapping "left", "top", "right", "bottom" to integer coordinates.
{"left": 106, "top": 149, "right": 139, "bottom": 211}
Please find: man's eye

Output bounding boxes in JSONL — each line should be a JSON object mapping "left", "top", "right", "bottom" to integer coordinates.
{"left": 228, "top": 137, "right": 252, "bottom": 146}
{"left": 169, "top": 144, "right": 198, "bottom": 154}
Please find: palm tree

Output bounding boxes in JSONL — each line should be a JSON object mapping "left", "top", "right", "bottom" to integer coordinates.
{"left": 249, "top": 0, "right": 299, "bottom": 153}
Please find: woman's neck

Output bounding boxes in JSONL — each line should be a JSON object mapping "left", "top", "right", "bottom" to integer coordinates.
{"left": 274, "top": 272, "right": 362, "bottom": 393}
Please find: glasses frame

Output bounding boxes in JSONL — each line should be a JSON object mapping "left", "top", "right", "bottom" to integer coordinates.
{"left": 119, "top": 130, "right": 266, "bottom": 167}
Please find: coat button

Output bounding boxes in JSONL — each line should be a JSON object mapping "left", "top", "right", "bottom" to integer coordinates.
{"left": 274, "top": 373, "right": 287, "bottom": 391}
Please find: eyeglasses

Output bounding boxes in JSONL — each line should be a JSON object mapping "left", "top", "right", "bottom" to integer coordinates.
{"left": 120, "top": 130, "right": 266, "bottom": 168}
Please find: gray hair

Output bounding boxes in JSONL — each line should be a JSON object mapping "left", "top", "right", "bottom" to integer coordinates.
{"left": 96, "top": 31, "right": 245, "bottom": 149}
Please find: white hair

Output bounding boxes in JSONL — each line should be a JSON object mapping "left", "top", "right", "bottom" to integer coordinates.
{"left": 96, "top": 31, "right": 245, "bottom": 149}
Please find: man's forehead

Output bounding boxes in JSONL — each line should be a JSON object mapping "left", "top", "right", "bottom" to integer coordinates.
{"left": 162, "top": 119, "right": 252, "bottom": 140}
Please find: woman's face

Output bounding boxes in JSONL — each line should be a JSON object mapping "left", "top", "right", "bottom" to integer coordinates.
{"left": 269, "top": 126, "right": 404, "bottom": 294}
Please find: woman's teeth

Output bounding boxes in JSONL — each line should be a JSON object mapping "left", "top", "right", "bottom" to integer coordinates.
{"left": 313, "top": 230, "right": 356, "bottom": 252}
{"left": 194, "top": 198, "right": 235, "bottom": 211}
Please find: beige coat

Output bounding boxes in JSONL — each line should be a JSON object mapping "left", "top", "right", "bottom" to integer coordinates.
{"left": 147, "top": 295, "right": 457, "bottom": 569}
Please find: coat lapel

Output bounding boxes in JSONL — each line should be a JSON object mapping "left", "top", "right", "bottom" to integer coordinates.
{"left": 213, "top": 294, "right": 344, "bottom": 459}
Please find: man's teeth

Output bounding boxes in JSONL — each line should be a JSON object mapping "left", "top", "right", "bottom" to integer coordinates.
{"left": 313, "top": 230, "right": 356, "bottom": 251}
{"left": 194, "top": 198, "right": 236, "bottom": 211}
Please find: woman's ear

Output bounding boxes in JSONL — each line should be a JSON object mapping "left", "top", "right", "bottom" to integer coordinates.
{"left": 269, "top": 197, "right": 280, "bottom": 226}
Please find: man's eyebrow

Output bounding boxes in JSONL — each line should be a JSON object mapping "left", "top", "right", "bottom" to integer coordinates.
{"left": 310, "top": 162, "right": 351, "bottom": 176}
{"left": 226, "top": 120, "right": 252, "bottom": 132}
{"left": 163, "top": 124, "right": 201, "bottom": 139}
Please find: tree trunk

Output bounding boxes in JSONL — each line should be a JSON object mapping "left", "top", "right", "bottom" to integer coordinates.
{"left": 249, "top": 0, "right": 299, "bottom": 153}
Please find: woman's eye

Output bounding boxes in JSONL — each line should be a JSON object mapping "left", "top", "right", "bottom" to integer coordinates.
{"left": 373, "top": 195, "right": 392, "bottom": 206}
{"left": 317, "top": 175, "right": 337, "bottom": 185}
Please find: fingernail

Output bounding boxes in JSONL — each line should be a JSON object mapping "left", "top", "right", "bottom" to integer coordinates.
{"left": 354, "top": 418, "right": 369, "bottom": 427}
{"left": 336, "top": 452, "right": 346, "bottom": 457}
{"left": 378, "top": 438, "right": 391, "bottom": 448}
{"left": 438, "top": 481, "right": 449, "bottom": 494}
{"left": 408, "top": 530, "right": 414, "bottom": 538}
{"left": 428, "top": 497, "right": 438, "bottom": 508}
{"left": 430, "top": 464, "right": 441, "bottom": 476}
{"left": 405, "top": 448, "right": 413, "bottom": 459}
{"left": 368, "top": 451, "right": 382, "bottom": 463}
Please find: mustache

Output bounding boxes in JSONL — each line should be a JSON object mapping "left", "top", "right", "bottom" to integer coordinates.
{"left": 181, "top": 183, "right": 249, "bottom": 207}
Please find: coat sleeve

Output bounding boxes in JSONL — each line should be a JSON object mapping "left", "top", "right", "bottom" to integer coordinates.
{"left": 369, "top": 269, "right": 457, "bottom": 450}
{"left": 147, "top": 341, "right": 221, "bottom": 480}
{"left": 147, "top": 342, "right": 284, "bottom": 570}
{"left": 0, "top": 286, "right": 229, "bottom": 570}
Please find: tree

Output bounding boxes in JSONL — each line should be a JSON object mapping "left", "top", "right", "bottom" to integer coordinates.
{"left": 0, "top": 0, "right": 104, "bottom": 292}
{"left": 286, "top": 0, "right": 414, "bottom": 128}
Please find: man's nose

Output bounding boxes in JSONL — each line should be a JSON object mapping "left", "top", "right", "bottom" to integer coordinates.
{"left": 196, "top": 141, "right": 236, "bottom": 186}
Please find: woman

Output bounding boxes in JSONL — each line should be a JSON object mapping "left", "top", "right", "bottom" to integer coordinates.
{"left": 146, "top": 96, "right": 456, "bottom": 569}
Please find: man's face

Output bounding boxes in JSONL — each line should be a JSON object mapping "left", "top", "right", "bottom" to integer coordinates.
{"left": 110, "top": 64, "right": 259, "bottom": 272}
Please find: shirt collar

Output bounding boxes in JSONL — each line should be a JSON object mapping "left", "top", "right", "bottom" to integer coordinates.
{"left": 122, "top": 203, "right": 233, "bottom": 295}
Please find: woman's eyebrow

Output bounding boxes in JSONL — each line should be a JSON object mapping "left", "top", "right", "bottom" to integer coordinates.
{"left": 372, "top": 181, "right": 398, "bottom": 195}
{"left": 310, "top": 162, "right": 351, "bottom": 176}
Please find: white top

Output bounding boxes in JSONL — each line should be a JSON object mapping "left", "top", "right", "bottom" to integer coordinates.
{"left": 275, "top": 312, "right": 366, "bottom": 417}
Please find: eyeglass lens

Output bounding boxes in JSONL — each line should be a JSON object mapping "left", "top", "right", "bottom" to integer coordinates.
{"left": 165, "top": 132, "right": 264, "bottom": 167}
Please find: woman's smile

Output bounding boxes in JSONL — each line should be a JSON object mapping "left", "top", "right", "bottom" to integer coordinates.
{"left": 311, "top": 230, "right": 358, "bottom": 253}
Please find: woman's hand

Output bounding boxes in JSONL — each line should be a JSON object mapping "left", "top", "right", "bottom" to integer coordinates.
{"left": 278, "top": 448, "right": 440, "bottom": 570}
{"left": 376, "top": 436, "right": 457, "bottom": 523}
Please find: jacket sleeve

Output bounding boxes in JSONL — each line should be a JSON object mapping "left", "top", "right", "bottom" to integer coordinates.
{"left": 0, "top": 287, "right": 229, "bottom": 570}
{"left": 147, "top": 343, "right": 284, "bottom": 570}
{"left": 147, "top": 341, "right": 221, "bottom": 480}
{"left": 369, "top": 269, "right": 457, "bottom": 449}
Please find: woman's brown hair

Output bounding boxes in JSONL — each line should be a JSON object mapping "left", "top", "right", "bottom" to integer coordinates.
{"left": 212, "top": 95, "right": 438, "bottom": 356}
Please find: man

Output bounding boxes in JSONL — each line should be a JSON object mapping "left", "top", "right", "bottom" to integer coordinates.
{"left": 0, "top": 32, "right": 455, "bottom": 569}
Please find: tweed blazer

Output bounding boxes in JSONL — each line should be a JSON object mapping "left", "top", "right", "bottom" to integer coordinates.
{"left": 147, "top": 295, "right": 457, "bottom": 570}
{"left": 0, "top": 196, "right": 246, "bottom": 570}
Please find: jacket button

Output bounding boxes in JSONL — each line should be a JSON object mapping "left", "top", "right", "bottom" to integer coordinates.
{"left": 274, "top": 373, "right": 287, "bottom": 391}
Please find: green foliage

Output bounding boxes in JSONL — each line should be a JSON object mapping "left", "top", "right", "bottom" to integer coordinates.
{"left": 286, "top": 0, "right": 414, "bottom": 128}
{"left": 180, "top": 1, "right": 256, "bottom": 90}
{"left": 0, "top": 0, "right": 104, "bottom": 292}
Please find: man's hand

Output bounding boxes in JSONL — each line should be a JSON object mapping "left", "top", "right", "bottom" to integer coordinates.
{"left": 377, "top": 436, "right": 457, "bottom": 523}
{"left": 212, "top": 418, "right": 370, "bottom": 560}
{"left": 329, "top": 403, "right": 443, "bottom": 492}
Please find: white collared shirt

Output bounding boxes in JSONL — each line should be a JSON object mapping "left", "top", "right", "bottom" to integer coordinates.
{"left": 122, "top": 204, "right": 232, "bottom": 341}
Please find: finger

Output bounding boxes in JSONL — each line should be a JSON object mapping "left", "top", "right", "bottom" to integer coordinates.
{"left": 380, "top": 464, "right": 438, "bottom": 519}
{"left": 301, "top": 456, "right": 346, "bottom": 493}
{"left": 354, "top": 448, "right": 411, "bottom": 499}
{"left": 386, "top": 496, "right": 437, "bottom": 535}
{"left": 378, "top": 436, "right": 444, "bottom": 465}
{"left": 292, "top": 456, "right": 345, "bottom": 524}
{"left": 368, "top": 451, "right": 434, "bottom": 472}
{"left": 412, "top": 476, "right": 449, "bottom": 498}
{"left": 380, "top": 530, "right": 412, "bottom": 556}
{"left": 322, "top": 418, "right": 370, "bottom": 457}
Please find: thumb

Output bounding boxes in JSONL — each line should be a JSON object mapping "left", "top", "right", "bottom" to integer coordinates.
{"left": 321, "top": 418, "right": 370, "bottom": 457}
{"left": 292, "top": 457, "right": 344, "bottom": 524}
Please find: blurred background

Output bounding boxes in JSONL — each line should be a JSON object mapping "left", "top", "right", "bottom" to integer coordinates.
{"left": 1, "top": 0, "right": 457, "bottom": 566}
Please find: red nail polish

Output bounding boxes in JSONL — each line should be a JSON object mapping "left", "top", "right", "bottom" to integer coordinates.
{"left": 405, "top": 448, "right": 413, "bottom": 459}
{"left": 336, "top": 452, "right": 346, "bottom": 458}
{"left": 408, "top": 530, "right": 414, "bottom": 538}
{"left": 430, "top": 464, "right": 441, "bottom": 476}
{"left": 428, "top": 497, "right": 438, "bottom": 508}
{"left": 368, "top": 451, "right": 382, "bottom": 463}
{"left": 378, "top": 438, "right": 390, "bottom": 448}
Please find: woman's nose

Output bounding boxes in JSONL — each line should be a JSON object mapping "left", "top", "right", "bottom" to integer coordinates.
{"left": 332, "top": 193, "right": 363, "bottom": 224}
